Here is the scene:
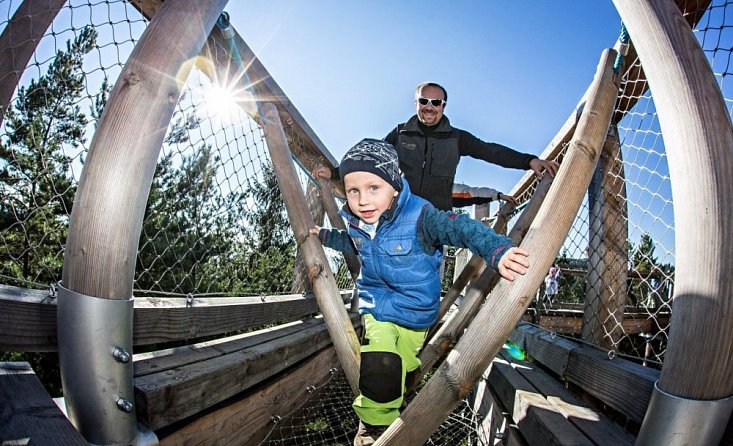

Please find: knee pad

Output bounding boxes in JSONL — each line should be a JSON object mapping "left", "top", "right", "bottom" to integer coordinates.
{"left": 359, "top": 351, "right": 402, "bottom": 403}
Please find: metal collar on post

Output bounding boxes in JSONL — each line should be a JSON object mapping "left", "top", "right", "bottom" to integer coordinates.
{"left": 57, "top": 284, "right": 158, "bottom": 445}
{"left": 635, "top": 381, "right": 733, "bottom": 446}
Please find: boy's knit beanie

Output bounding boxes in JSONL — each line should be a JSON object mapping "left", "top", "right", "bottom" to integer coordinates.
{"left": 339, "top": 138, "right": 403, "bottom": 191}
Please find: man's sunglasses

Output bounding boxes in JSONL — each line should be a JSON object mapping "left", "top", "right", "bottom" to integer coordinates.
{"left": 417, "top": 97, "right": 446, "bottom": 107}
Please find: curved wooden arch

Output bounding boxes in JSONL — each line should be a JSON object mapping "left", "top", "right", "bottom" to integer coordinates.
{"left": 57, "top": 0, "right": 229, "bottom": 443}
{"left": 0, "top": 0, "right": 66, "bottom": 128}
{"left": 613, "top": 0, "right": 733, "bottom": 443}
{"left": 613, "top": 0, "right": 733, "bottom": 402}
{"left": 62, "top": 0, "right": 229, "bottom": 299}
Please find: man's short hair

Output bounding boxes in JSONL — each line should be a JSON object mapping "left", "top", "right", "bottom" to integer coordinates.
{"left": 415, "top": 81, "right": 448, "bottom": 102}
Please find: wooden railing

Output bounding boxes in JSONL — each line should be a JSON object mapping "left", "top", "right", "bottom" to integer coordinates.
{"left": 0, "top": 284, "right": 359, "bottom": 441}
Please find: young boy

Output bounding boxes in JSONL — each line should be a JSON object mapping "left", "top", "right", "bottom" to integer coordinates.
{"left": 310, "top": 138, "right": 529, "bottom": 446}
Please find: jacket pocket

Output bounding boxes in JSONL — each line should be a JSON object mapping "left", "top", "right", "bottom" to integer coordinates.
{"left": 381, "top": 239, "right": 415, "bottom": 269}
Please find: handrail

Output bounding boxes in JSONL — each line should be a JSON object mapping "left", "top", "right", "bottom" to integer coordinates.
{"left": 0, "top": 283, "right": 352, "bottom": 351}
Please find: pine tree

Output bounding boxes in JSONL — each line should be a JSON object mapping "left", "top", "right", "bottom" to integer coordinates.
{"left": 0, "top": 27, "right": 98, "bottom": 285}
{"left": 0, "top": 27, "right": 100, "bottom": 396}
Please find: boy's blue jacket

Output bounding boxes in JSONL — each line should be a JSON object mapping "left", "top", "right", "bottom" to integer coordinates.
{"left": 318, "top": 178, "right": 512, "bottom": 329}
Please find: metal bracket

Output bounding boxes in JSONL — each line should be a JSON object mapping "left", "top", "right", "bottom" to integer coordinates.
{"left": 57, "top": 284, "right": 158, "bottom": 445}
{"left": 636, "top": 380, "right": 733, "bottom": 446}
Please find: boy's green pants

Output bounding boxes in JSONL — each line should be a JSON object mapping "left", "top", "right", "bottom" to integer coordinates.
{"left": 353, "top": 314, "right": 428, "bottom": 426}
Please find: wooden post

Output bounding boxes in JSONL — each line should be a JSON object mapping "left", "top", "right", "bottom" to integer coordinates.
{"left": 317, "top": 177, "right": 361, "bottom": 281}
{"left": 416, "top": 175, "right": 554, "bottom": 383}
{"left": 0, "top": 0, "right": 66, "bottom": 129}
{"left": 259, "top": 102, "right": 361, "bottom": 395}
{"left": 375, "top": 49, "right": 618, "bottom": 446}
{"left": 581, "top": 125, "right": 629, "bottom": 349}
{"left": 291, "top": 181, "right": 325, "bottom": 293}
{"left": 613, "top": 0, "right": 733, "bottom": 443}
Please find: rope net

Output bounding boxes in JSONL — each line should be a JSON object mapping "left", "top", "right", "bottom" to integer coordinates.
{"left": 499, "top": 0, "right": 733, "bottom": 370}
{"left": 256, "top": 369, "right": 487, "bottom": 446}
{"left": 0, "top": 0, "right": 731, "bottom": 444}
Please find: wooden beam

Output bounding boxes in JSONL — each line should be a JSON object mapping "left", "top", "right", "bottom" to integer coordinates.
{"left": 0, "top": 284, "right": 350, "bottom": 351}
{"left": 614, "top": 0, "right": 733, "bottom": 401}
{"left": 133, "top": 318, "right": 325, "bottom": 377}
{"left": 0, "top": 362, "right": 87, "bottom": 445}
{"left": 582, "top": 125, "right": 629, "bottom": 349}
{"left": 0, "top": 0, "right": 66, "bottom": 129}
{"left": 158, "top": 347, "right": 341, "bottom": 446}
{"left": 377, "top": 50, "right": 619, "bottom": 446}
{"left": 62, "top": 0, "right": 229, "bottom": 299}
{"left": 318, "top": 176, "right": 361, "bottom": 280}
{"left": 418, "top": 175, "right": 554, "bottom": 382}
{"left": 292, "top": 181, "right": 326, "bottom": 293}
{"left": 259, "top": 102, "right": 361, "bottom": 395}
{"left": 566, "top": 347, "right": 658, "bottom": 424}
{"left": 135, "top": 314, "right": 358, "bottom": 430}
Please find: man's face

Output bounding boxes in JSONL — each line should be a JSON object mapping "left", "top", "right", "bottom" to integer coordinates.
{"left": 415, "top": 85, "right": 446, "bottom": 127}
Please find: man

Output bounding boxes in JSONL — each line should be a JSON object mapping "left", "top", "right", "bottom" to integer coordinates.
{"left": 314, "top": 81, "right": 558, "bottom": 210}
{"left": 383, "top": 81, "right": 559, "bottom": 210}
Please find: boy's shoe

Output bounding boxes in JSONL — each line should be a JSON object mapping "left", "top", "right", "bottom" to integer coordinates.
{"left": 353, "top": 421, "right": 388, "bottom": 446}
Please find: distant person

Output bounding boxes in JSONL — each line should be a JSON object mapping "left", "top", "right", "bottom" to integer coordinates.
{"left": 314, "top": 81, "right": 558, "bottom": 210}
{"left": 310, "top": 139, "right": 529, "bottom": 445}
{"left": 544, "top": 265, "right": 560, "bottom": 303}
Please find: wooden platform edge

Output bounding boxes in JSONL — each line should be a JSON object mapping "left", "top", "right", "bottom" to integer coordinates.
{"left": 509, "top": 322, "right": 659, "bottom": 425}
{"left": 0, "top": 362, "right": 87, "bottom": 445}
{"left": 0, "top": 283, "right": 352, "bottom": 351}
{"left": 135, "top": 314, "right": 361, "bottom": 430}
{"left": 158, "top": 347, "right": 342, "bottom": 445}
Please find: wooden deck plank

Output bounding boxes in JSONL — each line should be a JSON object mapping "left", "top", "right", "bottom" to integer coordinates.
{"left": 487, "top": 357, "right": 593, "bottom": 445}
{"left": 0, "top": 362, "right": 86, "bottom": 445}
{"left": 133, "top": 317, "right": 323, "bottom": 376}
{"left": 565, "top": 346, "right": 658, "bottom": 423}
{"left": 159, "top": 347, "right": 341, "bottom": 446}
{"left": 135, "top": 315, "right": 359, "bottom": 430}
{"left": 499, "top": 350, "right": 634, "bottom": 445}
{"left": 512, "top": 322, "right": 579, "bottom": 377}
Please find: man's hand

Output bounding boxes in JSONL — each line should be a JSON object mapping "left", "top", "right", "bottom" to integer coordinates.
{"left": 498, "top": 192, "right": 519, "bottom": 206}
{"left": 313, "top": 164, "right": 332, "bottom": 180}
{"left": 309, "top": 226, "right": 321, "bottom": 235}
{"left": 529, "top": 158, "right": 560, "bottom": 179}
{"left": 498, "top": 247, "right": 529, "bottom": 281}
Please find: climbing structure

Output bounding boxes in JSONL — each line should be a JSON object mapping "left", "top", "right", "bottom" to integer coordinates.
{"left": 0, "top": 1, "right": 731, "bottom": 445}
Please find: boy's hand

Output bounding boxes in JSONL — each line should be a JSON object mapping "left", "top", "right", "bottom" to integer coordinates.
{"left": 309, "top": 226, "right": 321, "bottom": 235}
{"left": 498, "top": 247, "right": 529, "bottom": 281}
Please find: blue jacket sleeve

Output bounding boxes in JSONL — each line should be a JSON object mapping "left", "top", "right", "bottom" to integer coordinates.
{"left": 418, "top": 206, "right": 513, "bottom": 271}
{"left": 317, "top": 228, "right": 358, "bottom": 255}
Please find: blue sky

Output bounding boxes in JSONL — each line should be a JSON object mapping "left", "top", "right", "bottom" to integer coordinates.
{"left": 227, "top": 2, "right": 622, "bottom": 195}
